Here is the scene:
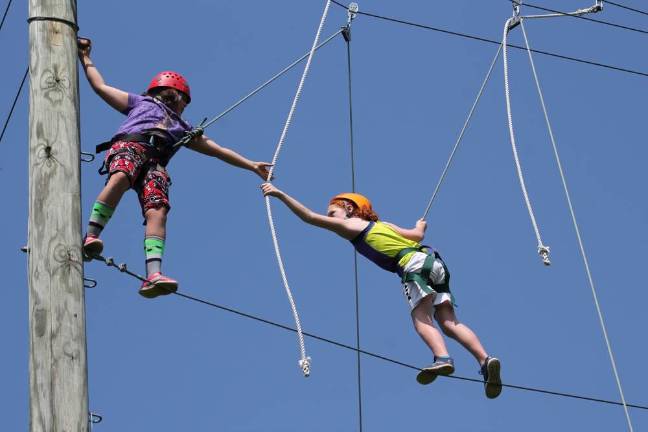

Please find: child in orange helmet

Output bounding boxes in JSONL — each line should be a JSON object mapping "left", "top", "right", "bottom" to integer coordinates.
{"left": 78, "top": 37, "right": 272, "bottom": 298}
{"left": 261, "top": 182, "right": 502, "bottom": 398}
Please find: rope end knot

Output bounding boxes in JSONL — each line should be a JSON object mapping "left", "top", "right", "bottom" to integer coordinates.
{"left": 538, "top": 245, "right": 551, "bottom": 266}
{"left": 299, "top": 356, "right": 312, "bottom": 377}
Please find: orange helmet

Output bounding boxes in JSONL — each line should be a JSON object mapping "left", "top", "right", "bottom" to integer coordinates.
{"left": 330, "top": 193, "right": 372, "bottom": 212}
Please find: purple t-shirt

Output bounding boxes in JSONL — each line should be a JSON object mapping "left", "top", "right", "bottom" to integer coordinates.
{"left": 114, "top": 93, "right": 193, "bottom": 149}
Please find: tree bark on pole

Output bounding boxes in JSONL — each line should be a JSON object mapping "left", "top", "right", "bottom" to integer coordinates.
{"left": 27, "top": 0, "right": 88, "bottom": 430}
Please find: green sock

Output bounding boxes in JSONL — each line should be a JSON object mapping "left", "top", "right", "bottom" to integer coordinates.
{"left": 87, "top": 201, "right": 115, "bottom": 237}
{"left": 144, "top": 236, "right": 165, "bottom": 276}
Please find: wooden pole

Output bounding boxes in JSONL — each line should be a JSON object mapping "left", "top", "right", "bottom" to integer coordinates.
{"left": 27, "top": 0, "right": 88, "bottom": 431}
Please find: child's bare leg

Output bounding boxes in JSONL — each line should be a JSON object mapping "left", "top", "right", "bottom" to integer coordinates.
{"left": 96, "top": 172, "right": 130, "bottom": 208}
{"left": 435, "top": 302, "right": 488, "bottom": 365}
{"left": 144, "top": 207, "right": 167, "bottom": 239}
{"left": 411, "top": 294, "right": 450, "bottom": 358}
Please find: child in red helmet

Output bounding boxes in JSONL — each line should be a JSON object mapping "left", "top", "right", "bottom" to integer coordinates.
{"left": 78, "top": 37, "right": 272, "bottom": 298}
{"left": 261, "top": 183, "right": 502, "bottom": 398}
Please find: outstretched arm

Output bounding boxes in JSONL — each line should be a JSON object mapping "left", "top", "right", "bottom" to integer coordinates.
{"left": 187, "top": 134, "right": 272, "bottom": 180}
{"left": 77, "top": 37, "right": 129, "bottom": 112}
{"left": 384, "top": 219, "right": 427, "bottom": 242}
{"left": 261, "top": 183, "right": 364, "bottom": 240}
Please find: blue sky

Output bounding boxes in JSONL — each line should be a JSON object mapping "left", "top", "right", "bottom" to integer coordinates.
{"left": 1, "top": 0, "right": 647, "bottom": 430}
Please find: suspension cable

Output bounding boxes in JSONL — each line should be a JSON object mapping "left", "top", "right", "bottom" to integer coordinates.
{"left": 88, "top": 252, "right": 648, "bottom": 412}
{"left": 606, "top": 0, "right": 648, "bottom": 16}
{"left": 0, "top": 66, "right": 28, "bottom": 146}
{"left": 342, "top": 3, "right": 362, "bottom": 430}
{"left": 519, "top": 18, "right": 634, "bottom": 431}
{"left": 0, "top": 0, "right": 13, "bottom": 33}
{"left": 327, "top": 0, "right": 648, "bottom": 79}
{"left": 508, "top": 0, "right": 648, "bottom": 36}
{"left": 421, "top": 44, "right": 502, "bottom": 220}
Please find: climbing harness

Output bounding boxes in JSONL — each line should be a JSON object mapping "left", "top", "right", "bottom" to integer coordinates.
{"left": 94, "top": 133, "right": 171, "bottom": 175}
{"left": 396, "top": 247, "right": 451, "bottom": 296}
{"left": 264, "top": 0, "right": 333, "bottom": 377}
{"left": 504, "top": 3, "right": 634, "bottom": 430}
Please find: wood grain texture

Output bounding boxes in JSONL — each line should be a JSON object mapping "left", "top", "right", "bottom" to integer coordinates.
{"left": 28, "top": 1, "right": 88, "bottom": 431}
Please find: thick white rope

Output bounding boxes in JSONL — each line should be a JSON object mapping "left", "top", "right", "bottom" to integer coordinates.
{"left": 523, "top": 5, "right": 602, "bottom": 19}
{"left": 520, "top": 20, "right": 634, "bottom": 431}
{"left": 265, "top": 0, "right": 332, "bottom": 377}
{"left": 421, "top": 44, "right": 502, "bottom": 220}
{"left": 502, "top": 17, "right": 551, "bottom": 265}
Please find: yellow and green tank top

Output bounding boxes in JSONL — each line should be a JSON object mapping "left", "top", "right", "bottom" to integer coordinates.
{"left": 350, "top": 221, "right": 426, "bottom": 276}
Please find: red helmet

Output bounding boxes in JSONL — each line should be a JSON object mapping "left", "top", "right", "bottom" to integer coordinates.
{"left": 147, "top": 71, "right": 191, "bottom": 103}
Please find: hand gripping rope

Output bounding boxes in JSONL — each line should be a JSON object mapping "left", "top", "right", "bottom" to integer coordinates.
{"left": 265, "top": 0, "right": 333, "bottom": 377}
{"left": 504, "top": 3, "right": 634, "bottom": 431}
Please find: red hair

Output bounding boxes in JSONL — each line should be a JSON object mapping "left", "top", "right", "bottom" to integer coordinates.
{"left": 330, "top": 199, "right": 379, "bottom": 222}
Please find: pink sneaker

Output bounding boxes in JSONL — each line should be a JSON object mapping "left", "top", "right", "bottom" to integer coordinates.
{"left": 83, "top": 235, "right": 104, "bottom": 261}
{"left": 139, "top": 272, "right": 178, "bottom": 298}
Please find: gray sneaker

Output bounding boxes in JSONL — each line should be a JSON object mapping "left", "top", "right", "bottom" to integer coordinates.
{"left": 480, "top": 356, "right": 502, "bottom": 399}
{"left": 416, "top": 356, "right": 455, "bottom": 385}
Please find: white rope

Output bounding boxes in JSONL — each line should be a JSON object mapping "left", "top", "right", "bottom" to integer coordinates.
{"left": 421, "top": 44, "right": 502, "bottom": 220}
{"left": 502, "top": 17, "right": 551, "bottom": 265}
{"left": 519, "top": 20, "right": 634, "bottom": 431}
{"left": 265, "top": 0, "right": 332, "bottom": 377}
{"left": 523, "top": 5, "right": 602, "bottom": 20}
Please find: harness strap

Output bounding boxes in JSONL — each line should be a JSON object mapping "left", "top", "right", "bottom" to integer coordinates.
{"left": 401, "top": 249, "right": 451, "bottom": 295}
{"left": 395, "top": 245, "right": 431, "bottom": 263}
{"left": 95, "top": 133, "right": 153, "bottom": 154}
{"left": 96, "top": 134, "right": 164, "bottom": 175}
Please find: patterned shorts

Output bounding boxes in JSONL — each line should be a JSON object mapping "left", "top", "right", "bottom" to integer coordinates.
{"left": 105, "top": 141, "right": 172, "bottom": 215}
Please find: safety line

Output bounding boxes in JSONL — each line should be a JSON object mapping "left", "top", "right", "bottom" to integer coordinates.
{"left": 0, "top": 0, "right": 13, "bottom": 33}
{"left": 502, "top": 17, "right": 551, "bottom": 266}
{"left": 174, "top": 291, "right": 648, "bottom": 411}
{"left": 265, "top": 0, "right": 333, "bottom": 377}
{"left": 519, "top": 19, "right": 634, "bottom": 431}
{"left": 606, "top": 0, "right": 648, "bottom": 16}
{"left": 328, "top": 0, "right": 648, "bottom": 78}
{"left": 0, "top": 66, "right": 27, "bottom": 146}
{"left": 171, "top": 28, "right": 343, "bottom": 151}
{"left": 342, "top": 14, "right": 363, "bottom": 432}
{"left": 507, "top": 0, "right": 648, "bottom": 35}
{"left": 89, "top": 252, "right": 648, "bottom": 412}
{"left": 421, "top": 44, "right": 502, "bottom": 220}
